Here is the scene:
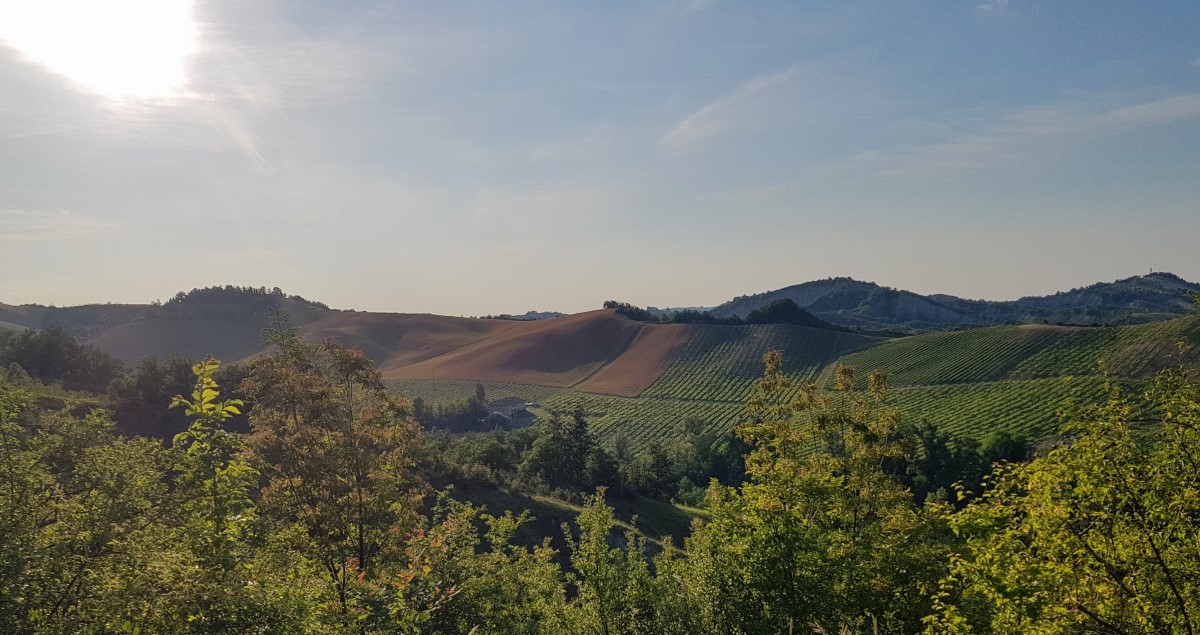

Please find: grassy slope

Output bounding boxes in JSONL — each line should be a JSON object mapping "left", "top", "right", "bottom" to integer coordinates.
{"left": 823, "top": 315, "right": 1200, "bottom": 441}
{"left": 828, "top": 317, "right": 1200, "bottom": 388}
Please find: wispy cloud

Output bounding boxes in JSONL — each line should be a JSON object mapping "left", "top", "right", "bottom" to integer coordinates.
{"left": 977, "top": 0, "right": 1010, "bottom": 13}
{"left": 0, "top": 209, "right": 115, "bottom": 241}
{"left": 659, "top": 66, "right": 799, "bottom": 149}
{"left": 681, "top": 0, "right": 719, "bottom": 15}
{"left": 818, "top": 93, "right": 1200, "bottom": 178}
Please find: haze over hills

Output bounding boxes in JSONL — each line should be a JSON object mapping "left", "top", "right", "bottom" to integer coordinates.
{"left": 711, "top": 272, "right": 1200, "bottom": 331}
{"left": 2, "top": 273, "right": 1197, "bottom": 372}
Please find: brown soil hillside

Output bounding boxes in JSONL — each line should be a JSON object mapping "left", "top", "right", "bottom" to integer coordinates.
{"left": 302, "top": 312, "right": 520, "bottom": 372}
{"left": 8, "top": 299, "right": 690, "bottom": 397}
{"left": 384, "top": 310, "right": 691, "bottom": 395}
{"left": 88, "top": 317, "right": 272, "bottom": 364}
{"left": 573, "top": 323, "right": 692, "bottom": 397}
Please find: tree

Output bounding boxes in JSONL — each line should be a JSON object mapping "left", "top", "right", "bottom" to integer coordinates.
{"left": 0, "top": 326, "right": 125, "bottom": 392}
{"left": 743, "top": 298, "right": 837, "bottom": 329}
{"left": 559, "top": 490, "right": 659, "bottom": 634}
{"left": 243, "top": 324, "right": 425, "bottom": 625}
{"left": 521, "top": 409, "right": 598, "bottom": 490}
{"left": 169, "top": 356, "right": 256, "bottom": 572}
{"left": 623, "top": 442, "right": 677, "bottom": 499}
{"left": 672, "top": 352, "right": 947, "bottom": 633}
{"left": 925, "top": 366, "right": 1200, "bottom": 635}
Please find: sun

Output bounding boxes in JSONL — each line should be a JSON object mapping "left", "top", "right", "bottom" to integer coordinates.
{"left": 0, "top": 0, "right": 199, "bottom": 100}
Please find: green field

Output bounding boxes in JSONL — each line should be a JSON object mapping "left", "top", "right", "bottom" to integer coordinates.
{"left": 390, "top": 316, "right": 1200, "bottom": 453}
{"left": 824, "top": 324, "right": 1079, "bottom": 388}
{"left": 641, "top": 324, "right": 880, "bottom": 402}
{"left": 1010, "top": 316, "right": 1200, "bottom": 379}
{"left": 826, "top": 316, "right": 1200, "bottom": 387}
{"left": 885, "top": 376, "right": 1112, "bottom": 440}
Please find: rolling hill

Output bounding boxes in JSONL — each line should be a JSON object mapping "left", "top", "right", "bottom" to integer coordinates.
{"left": 712, "top": 272, "right": 1199, "bottom": 331}
{"left": 3, "top": 281, "right": 1198, "bottom": 452}
{"left": 390, "top": 315, "right": 1200, "bottom": 452}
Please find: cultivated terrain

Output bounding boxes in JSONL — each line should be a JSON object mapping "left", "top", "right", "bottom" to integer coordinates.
{"left": 4, "top": 273, "right": 1198, "bottom": 450}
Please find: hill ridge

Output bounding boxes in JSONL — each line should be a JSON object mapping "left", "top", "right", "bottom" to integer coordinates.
{"left": 712, "top": 272, "right": 1199, "bottom": 331}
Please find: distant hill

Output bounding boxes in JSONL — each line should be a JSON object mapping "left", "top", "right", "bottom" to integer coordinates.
{"left": 488, "top": 311, "right": 565, "bottom": 321}
{"left": 0, "top": 288, "right": 697, "bottom": 400}
{"left": 4, "top": 279, "right": 1199, "bottom": 449}
{"left": 711, "top": 272, "right": 1199, "bottom": 331}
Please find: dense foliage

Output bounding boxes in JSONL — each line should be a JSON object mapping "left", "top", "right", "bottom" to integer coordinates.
{"left": 0, "top": 327, "right": 125, "bottom": 392}
{"left": 2, "top": 328, "right": 1197, "bottom": 632}
{"left": 164, "top": 285, "right": 330, "bottom": 311}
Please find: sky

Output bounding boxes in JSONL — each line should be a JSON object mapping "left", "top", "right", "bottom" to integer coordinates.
{"left": 1, "top": 0, "right": 1198, "bottom": 315}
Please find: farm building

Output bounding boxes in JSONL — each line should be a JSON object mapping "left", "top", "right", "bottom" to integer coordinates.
{"left": 487, "top": 396, "right": 528, "bottom": 418}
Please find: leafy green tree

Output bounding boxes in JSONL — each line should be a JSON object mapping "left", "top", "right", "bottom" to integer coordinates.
{"left": 743, "top": 298, "right": 837, "bottom": 329}
{"left": 672, "top": 353, "right": 947, "bottom": 633}
{"left": 0, "top": 327, "right": 125, "bottom": 392}
{"left": 559, "top": 490, "right": 660, "bottom": 634}
{"left": 622, "top": 442, "right": 677, "bottom": 500}
{"left": 107, "top": 354, "right": 197, "bottom": 437}
{"left": 979, "top": 430, "right": 1031, "bottom": 464}
{"left": 0, "top": 386, "right": 44, "bottom": 633}
{"left": 903, "top": 420, "right": 989, "bottom": 505}
{"left": 521, "top": 410, "right": 600, "bottom": 490}
{"left": 169, "top": 356, "right": 256, "bottom": 572}
{"left": 243, "top": 326, "right": 425, "bottom": 626}
{"left": 925, "top": 366, "right": 1200, "bottom": 635}
{"left": 390, "top": 495, "right": 568, "bottom": 634}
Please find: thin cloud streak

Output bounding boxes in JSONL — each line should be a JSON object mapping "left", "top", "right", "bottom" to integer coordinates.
{"left": 817, "top": 93, "right": 1200, "bottom": 179}
{"left": 0, "top": 209, "right": 115, "bottom": 241}
{"left": 681, "top": 0, "right": 719, "bottom": 15}
{"left": 659, "top": 65, "right": 799, "bottom": 149}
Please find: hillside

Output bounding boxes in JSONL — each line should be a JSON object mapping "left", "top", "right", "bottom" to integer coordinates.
{"left": 4, "top": 281, "right": 1198, "bottom": 452}
{"left": 389, "top": 323, "right": 884, "bottom": 451}
{"left": 816, "top": 314, "right": 1200, "bottom": 441}
{"left": 391, "top": 315, "right": 1199, "bottom": 453}
{"left": 385, "top": 310, "right": 691, "bottom": 397}
{"left": 827, "top": 315, "right": 1200, "bottom": 389}
{"left": 712, "top": 272, "right": 1200, "bottom": 331}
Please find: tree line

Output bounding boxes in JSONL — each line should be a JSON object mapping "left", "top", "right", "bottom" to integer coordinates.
{"left": 603, "top": 298, "right": 846, "bottom": 330}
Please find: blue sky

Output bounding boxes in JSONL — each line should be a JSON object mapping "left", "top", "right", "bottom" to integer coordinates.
{"left": 1, "top": 0, "right": 1198, "bottom": 314}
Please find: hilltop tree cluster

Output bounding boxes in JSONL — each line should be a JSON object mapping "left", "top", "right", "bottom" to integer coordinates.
{"left": 1, "top": 325, "right": 1198, "bottom": 632}
{"left": 164, "top": 285, "right": 329, "bottom": 310}
{"left": 603, "top": 298, "right": 844, "bottom": 330}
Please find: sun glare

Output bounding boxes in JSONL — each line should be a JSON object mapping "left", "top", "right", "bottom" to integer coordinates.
{"left": 0, "top": 0, "right": 199, "bottom": 100}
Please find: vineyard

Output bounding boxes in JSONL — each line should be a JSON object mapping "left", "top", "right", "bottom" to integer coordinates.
{"left": 884, "top": 376, "right": 1113, "bottom": 440}
{"left": 387, "top": 378, "right": 750, "bottom": 453}
{"left": 388, "top": 315, "right": 1200, "bottom": 454}
{"left": 1010, "top": 315, "right": 1200, "bottom": 379}
{"left": 824, "top": 315, "right": 1200, "bottom": 388}
{"left": 641, "top": 324, "right": 880, "bottom": 402}
{"left": 825, "top": 325, "right": 1081, "bottom": 388}
{"left": 539, "top": 393, "right": 749, "bottom": 451}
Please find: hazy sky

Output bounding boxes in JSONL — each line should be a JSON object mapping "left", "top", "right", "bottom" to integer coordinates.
{"left": 2, "top": 1, "right": 1198, "bottom": 315}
